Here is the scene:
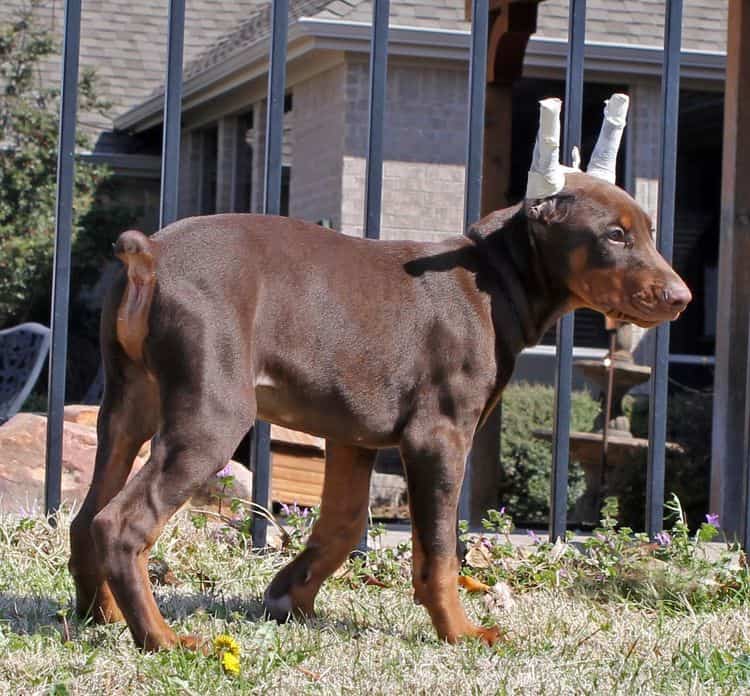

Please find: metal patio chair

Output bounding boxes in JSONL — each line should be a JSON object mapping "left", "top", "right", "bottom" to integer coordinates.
{"left": 0, "top": 322, "right": 51, "bottom": 425}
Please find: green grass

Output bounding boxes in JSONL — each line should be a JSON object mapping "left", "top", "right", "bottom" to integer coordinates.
{"left": 1, "top": 509, "right": 750, "bottom": 695}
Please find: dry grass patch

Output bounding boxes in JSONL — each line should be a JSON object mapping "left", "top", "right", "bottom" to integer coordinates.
{"left": 0, "top": 508, "right": 749, "bottom": 695}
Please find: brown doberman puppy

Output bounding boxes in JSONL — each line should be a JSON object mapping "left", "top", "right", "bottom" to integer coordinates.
{"left": 69, "top": 98, "right": 691, "bottom": 651}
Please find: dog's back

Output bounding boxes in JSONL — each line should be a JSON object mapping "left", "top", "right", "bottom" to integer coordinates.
{"left": 109, "top": 214, "right": 495, "bottom": 446}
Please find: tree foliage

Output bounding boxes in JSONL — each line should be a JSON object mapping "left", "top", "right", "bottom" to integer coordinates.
{"left": 0, "top": 2, "right": 110, "bottom": 324}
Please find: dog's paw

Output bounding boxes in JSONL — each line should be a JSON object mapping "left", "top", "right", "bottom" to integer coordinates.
{"left": 141, "top": 631, "right": 207, "bottom": 653}
{"left": 473, "top": 624, "right": 503, "bottom": 646}
{"left": 178, "top": 634, "right": 209, "bottom": 654}
{"left": 263, "top": 588, "right": 294, "bottom": 623}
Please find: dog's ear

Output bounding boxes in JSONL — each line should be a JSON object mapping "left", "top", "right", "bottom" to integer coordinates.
{"left": 525, "top": 193, "right": 574, "bottom": 225}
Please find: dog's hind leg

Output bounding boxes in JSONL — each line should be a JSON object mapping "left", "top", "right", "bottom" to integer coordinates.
{"left": 69, "top": 366, "right": 158, "bottom": 623}
{"left": 264, "top": 442, "right": 376, "bottom": 620}
{"left": 400, "top": 422, "right": 501, "bottom": 646}
{"left": 89, "top": 389, "right": 253, "bottom": 651}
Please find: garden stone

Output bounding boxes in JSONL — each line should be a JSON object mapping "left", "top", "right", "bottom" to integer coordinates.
{"left": 0, "top": 407, "right": 250, "bottom": 513}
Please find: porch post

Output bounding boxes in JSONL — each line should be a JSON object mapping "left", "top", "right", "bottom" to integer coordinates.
{"left": 469, "top": 0, "right": 540, "bottom": 526}
{"left": 711, "top": 0, "right": 750, "bottom": 538}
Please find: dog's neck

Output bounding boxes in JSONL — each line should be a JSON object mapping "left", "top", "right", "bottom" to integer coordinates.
{"left": 467, "top": 204, "right": 572, "bottom": 351}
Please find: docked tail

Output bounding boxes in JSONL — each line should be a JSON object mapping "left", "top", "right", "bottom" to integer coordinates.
{"left": 114, "top": 230, "right": 156, "bottom": 362}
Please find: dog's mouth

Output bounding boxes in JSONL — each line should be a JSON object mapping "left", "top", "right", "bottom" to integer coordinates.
{"left": 605, "top": 310, "right": 660, "bottom": 328}
{"left": 602, "top": 306, "right": 683, "bottom": 328}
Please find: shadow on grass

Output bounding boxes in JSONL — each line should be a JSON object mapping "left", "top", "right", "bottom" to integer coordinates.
{"left": 0, "top": 589, "right": 387, "bottom": 644}
{"left": 0, "top": 593, "right": 68, "bottom": 636}
{"left": 156, "top": 590, "right": 266, "bottom": 624}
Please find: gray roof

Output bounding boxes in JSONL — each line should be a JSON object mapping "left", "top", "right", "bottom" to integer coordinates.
{"left": 1, "top": 0, "right": 264, "bottom": 142}
{"left": 312, "top": 0, "right": 469, "bottom": 30}
{"left": 179, "top": 0, "right": 726, "bottom": 92}
{"left": 536, "top": 0, "right": 727, "bottom": 55}
{"left": 1, "top": 0, "right": 728, "bottom": 142}
{"left": 183, "top": 0, "right": 333, "bottom": 81}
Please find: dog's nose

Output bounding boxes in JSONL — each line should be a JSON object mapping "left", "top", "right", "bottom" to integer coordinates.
{"left": 663, "top": 283, "right": 692, "bottom": 310}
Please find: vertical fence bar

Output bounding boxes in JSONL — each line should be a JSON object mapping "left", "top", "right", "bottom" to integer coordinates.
{"left": 743, "top": 316, "right": 750, "bottom": 551}
{"left": 549, "top": 0, "right": 586, "bottom": 541}
{"left": 356, "top": 0, "right": 390, "bottom": 553}
{"left": 363, "top": 0, "right": 390, "bottom": 241}
{"left": 458, "top": 0, "right": 489, "bottom": 525}
{"left": 44, "top": 0, "right": 82, "bottom": 520}
{"left": 251, "top": 0, "right": 288, "bottom": 549}
{"left": 646, "top": 0, "right": 683, "bottom": 537}
{"left": 159, "top": 0, "right": 186, "bottom": 228}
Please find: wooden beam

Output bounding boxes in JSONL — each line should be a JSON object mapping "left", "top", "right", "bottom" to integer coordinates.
{"left": 710, "top": 0, "right": 750, "bottom": 536}
{"left": 482, "top": 0, "right": 540, "bottom": 214}
{"left": 468, "top": 0, "right": 542, "bottom": 525}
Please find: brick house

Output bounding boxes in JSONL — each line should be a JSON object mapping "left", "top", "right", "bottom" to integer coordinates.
{"left": 3, "top": 0, "right": 727, "bottom": 366}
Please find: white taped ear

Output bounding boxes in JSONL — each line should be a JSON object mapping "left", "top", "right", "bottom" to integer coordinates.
{"left": 586, "top": 93, "right": 630, "bottom": 184}
{"left": 525, "top": 98, "right": 565, "bottom": 199}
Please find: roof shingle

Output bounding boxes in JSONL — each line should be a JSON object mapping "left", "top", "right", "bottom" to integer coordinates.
{"left": 1, "top": 0, "right": 728, "bottom": 141}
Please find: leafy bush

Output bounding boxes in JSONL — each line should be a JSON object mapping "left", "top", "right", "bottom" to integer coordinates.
{"left": 499, "top": 382, "right": 713, "bottom": 529}
{"left": 626, "top": 388, "right": 713, "bottom": 529}
{"left": 461, "top": 495, "right": 748, "bottom": 614}
{"left": 499, "top": 382, "right": 600, "bottom": 522}
{"left": 0, "top": 3, "right": 114, "bottom": 325}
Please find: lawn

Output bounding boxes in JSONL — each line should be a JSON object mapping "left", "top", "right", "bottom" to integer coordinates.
{"left": 1, "top": 505, "right": 749, "bottom": 695}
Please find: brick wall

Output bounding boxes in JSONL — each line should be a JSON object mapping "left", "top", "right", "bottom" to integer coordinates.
{"left": 340, "top": 57, "right": 468, "bottom": 241}
{"left": 289, "top": 63, "right": 347, "bottom": 226}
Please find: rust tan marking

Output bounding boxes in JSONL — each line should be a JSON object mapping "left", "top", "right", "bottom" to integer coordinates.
{"left": 619, "top": 213, "right": 632, "bottom": 230}
{"left": 410, "top": 535, "right": 501, "bottom": 645}
{"left": 115, "top": 230, "right": 156, "bottom": 362}
{"left": 569, "top": 246, "right": 589, "bottom": 276}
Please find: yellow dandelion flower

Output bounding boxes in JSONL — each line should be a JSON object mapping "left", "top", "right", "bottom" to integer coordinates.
{"left": 221, "top": 651, "right": 241, "bottom": 675}
{"left": 213, "top": 634, "right": 240, "bottom": 657}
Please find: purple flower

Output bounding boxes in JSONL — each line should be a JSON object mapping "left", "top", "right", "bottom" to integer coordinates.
{"left": 499, "top": 507, "right": 506, "bottom": 516}
{"left": 705, "top": 513, "right": 720, "bottom": 528}
{"left": 655, "top": 531, "right": 672, "bottom": 546}
{"left": 18, "top": 501, "right": 40, "bottom": 518}
{"left": 216, "top": 464, "right": 232, "bottom": 478}
{"left": 280, "top": 503, "right": 291, "bottom": 516}
{"left": 527, "top": 529, "right": 541, "bottom": 544}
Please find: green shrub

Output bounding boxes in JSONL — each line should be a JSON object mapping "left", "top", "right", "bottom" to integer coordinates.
{"left": 0, "top": 3, "right": 114, "bottom": 325}
{"left": 498, "top": 382, "right": 600, "bottom": 522}
{"left": 498, "top": 382, "right": 712, "bottom": 529}
{"left": 627, "top": 388, "right": 712, "bottom": 529}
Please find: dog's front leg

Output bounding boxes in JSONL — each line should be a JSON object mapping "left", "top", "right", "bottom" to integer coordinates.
{"left": 401, "top": 423, "right": 501, "bottom": 646}
{"left": 264, "top": 442, "right": 376, "bottom": 620}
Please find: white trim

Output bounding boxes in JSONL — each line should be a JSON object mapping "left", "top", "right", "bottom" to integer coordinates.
{"left": 525, "top": 36, "right": 726, "bottom": 84}
{"left": 114, "top": 19, "right": 727, "bottom": 133}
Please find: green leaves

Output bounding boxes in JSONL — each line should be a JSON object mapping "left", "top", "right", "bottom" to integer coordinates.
{"left": 0, "top": 2, "right": 112, "bottom": 325}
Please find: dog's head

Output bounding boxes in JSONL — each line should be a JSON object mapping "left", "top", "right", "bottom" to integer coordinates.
{"left": 523, "top": 96, "right": 690, "bottom": 328}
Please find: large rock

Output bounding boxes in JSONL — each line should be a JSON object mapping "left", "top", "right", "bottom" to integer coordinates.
{"left": 0, "top": 406, "right": 251, "bottom": 514}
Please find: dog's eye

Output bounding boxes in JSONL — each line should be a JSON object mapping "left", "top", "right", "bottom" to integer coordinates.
{"left": 607, "top": 227, "right": 627, "bottom": 245}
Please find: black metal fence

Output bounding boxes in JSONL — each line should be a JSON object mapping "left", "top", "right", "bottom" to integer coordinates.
{"left": 44, "top": 0, "right": 733, "bottom": 546}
